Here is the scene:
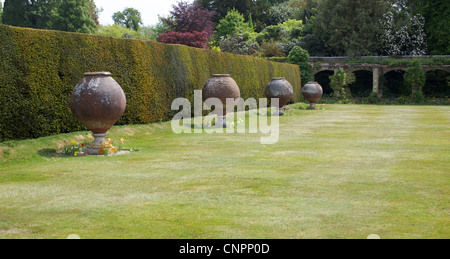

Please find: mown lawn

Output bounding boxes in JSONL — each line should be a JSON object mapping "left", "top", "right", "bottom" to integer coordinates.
{"left": 0, "top": 104, "right": 448, "bottom": 239}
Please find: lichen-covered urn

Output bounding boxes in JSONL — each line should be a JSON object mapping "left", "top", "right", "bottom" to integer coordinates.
{"left": 202, "top": 74, "right": 240, "bottom": 127}
{"left": 265, "top": 78, "right": 294, "bottom": 116}
{"left": 70, "top": 72, "right": 126, "bottom": 155}
{"left": 302, "top": 81, "right": 323, "bottom": 109}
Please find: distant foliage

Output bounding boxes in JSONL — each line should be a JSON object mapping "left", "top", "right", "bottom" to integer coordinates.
{"left": 112, "top": 8, "right": 143, "bottom": 31}
{"left": 406, "top": 0, "right": 449, "bottom": 55}
{"left": 158, "top": 1, "right": 216, "bottom": 49}
{"left": 403, "top": 60, "right": 426, "bottom": 101}
{"left": 219, "top": 33, "right": 259, "bottom": 56}
{"left": 314, "top": 0, "right": 390, "bottom": 57}
{"left": 215, "top": 9, "right": 255, "bottom": 41}
{"left": 158, "top": 31, "right": 210, "bottom": 49}
{"left": 95, "top": 24, "right": 156, "bottom": 41}
{"left": 380, "top": 10, "right": 427, "bottom": 56}
{"left": 2, "top": 0, "right": 98, "bottom": 33}
{"left": 266, "top": 2, "right": 297, "bottom": 25}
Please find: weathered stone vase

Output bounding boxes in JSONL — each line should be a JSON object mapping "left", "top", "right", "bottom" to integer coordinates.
{"left": 265, "top": 78, "right": 294, "bottom": 116}
{"left": 302, "top": 81, "right": 323, "bottom": 109}
{"left": 202, "top": 74, "right": 241, "bottom": 128}
{"left": 70, "top": 72, "right": 126, "bottom": 155}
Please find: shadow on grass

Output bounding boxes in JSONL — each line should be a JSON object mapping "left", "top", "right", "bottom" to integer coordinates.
{"left": 37, "top": 148, "right": 60, "bottom": 158}
{"left": 37, "top": 148, "right": 74, "bottom": 159}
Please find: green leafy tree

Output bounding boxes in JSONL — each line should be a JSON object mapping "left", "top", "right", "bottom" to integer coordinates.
{"left": 2, "top": 0, "right": 55, "bottom": 28}
{"left": 195, "top": 0, "right": 271, "bottom": 31}
{"left": 409, "top": 0, "right": 450, "bottom": 55}
{"left": 287, "top": 46, "right": 313, "bottom": 86}
{"left": 266, "top": 2, "right": 297, "bottom": 25}
{"left": 50, "top": 0, "right": 97, "bottom": 34}
{"left": 0, "top": 1, "right": 3, "bottom": 24}
{"left": 112, "top": 7, "right": 143, "bottom": 32}
{"left": 314, "top": 0, "right": 390, "bottom": 57}
{"left": 215, "top": 9, "right": 258, "bottom": 52}
{"left": 380, "top": 3, "right": 427, "bottom": 56}
{"left": 215, "top": 9, "right": 254, "bottom": 39}
{"left": 2, "top": 0, "right": 97, "bottom": 33}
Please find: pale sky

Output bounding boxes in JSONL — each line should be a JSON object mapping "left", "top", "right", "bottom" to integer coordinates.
{"left": 95, "top": 0, "right": 193, "bottom": 26}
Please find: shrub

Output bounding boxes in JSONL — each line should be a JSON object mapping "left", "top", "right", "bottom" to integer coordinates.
{"left": 157, "top": 31, "right": 209, "bottom": 49}
{"left": 0, "top": 25, "right": 301, "bottom": 141}
{"left": 329, "top": 68, "right": 354, "bottom": 100}
{"left": 367, "top": 92, "right": 378, "bottom": 104}
{"left": 404, "top": 60, "right": 426, "bottom": 97}
{"left": 287, "top": 46, "right": 313, "bottom": 85}
{"left": 260, "top": 42, "right": 286, "bottom": 58}
{"left": 219, "top": 33, "right": 259, "bottom": 56}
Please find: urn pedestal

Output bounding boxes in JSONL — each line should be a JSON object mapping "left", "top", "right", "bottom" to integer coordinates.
{"left": 302, "top": 81, "right": 323, "bottom": 109}
{"left": 70, "top": 72, "right": 126, "bottom": 155}
{"left": 265, "top": 78, "right": 294, "bottom": 116}
{"left": 202, "top": 74, "right": 241, "bottom": 128}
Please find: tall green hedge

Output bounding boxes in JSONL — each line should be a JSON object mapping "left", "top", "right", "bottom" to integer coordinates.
{"left": 0, "top": 25, "right": 301, "bottom": 141}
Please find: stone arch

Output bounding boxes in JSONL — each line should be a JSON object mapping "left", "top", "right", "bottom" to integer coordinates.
{"left": 345, "top": 67, "right": 373, "bottom": 74}
{"left": 314, "top": 70, "right": 334, "bottom": 95}
{"left": 382, "top": 67, "right": 407, "bottom": 75}
{"left": 347, "top": 70, "right": 374, "bottom": 97}
{"left": 424, "top": 69, "right": 450, "bottom": 98}
{"left": 383, "top": 70, "right": 407, "bottom": 97}
{"left": 423, "top": 65, "right": 450, "bottom": 74}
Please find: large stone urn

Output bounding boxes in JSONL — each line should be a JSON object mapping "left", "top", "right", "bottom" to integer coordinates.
{"left": 265, "top": 78, "right": 294, "bottom": 116}
{"left": 70, "top": 72, "right": 126, "bottom": 155}
{"left": 202, "top": 74, "right": 241, "bottom": 128}
{"left": 302, "top": 81, "right": 323, "bottom": 109}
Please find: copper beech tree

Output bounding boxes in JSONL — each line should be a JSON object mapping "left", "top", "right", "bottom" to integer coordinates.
{"left": 157, "top": 1, "right": 216, "bottom": 49}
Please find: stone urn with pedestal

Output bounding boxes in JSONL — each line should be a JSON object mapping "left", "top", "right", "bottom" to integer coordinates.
{"left": 70, "top": 72, "right": 126, "bottom": 155}
{"left": 265, "top": 78, "right": 294, "bottom": 116}
{"left": 202, "top": 74, "right": 241, "bottom": 128}
{"left": 302, "top": 81, "right": 323, "bottom": 109}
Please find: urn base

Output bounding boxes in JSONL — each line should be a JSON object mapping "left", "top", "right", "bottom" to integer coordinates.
{"left": 84, "top": 133, "right": 116, "bottom": 155}
{"left": 307, "top": 103, "right": 317, "bottom": 110}
{"left": 213, "top": 116, "right": 227, "bottom": 128}
{"left": 271, "top": 108, "right": 285, "bottom": 116}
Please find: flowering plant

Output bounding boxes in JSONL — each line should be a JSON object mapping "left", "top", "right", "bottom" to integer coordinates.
{"left": 61, "top": 140, "right": 87, "bottom": 157}
{"left": 59, "top": 137, "right": 130, "bottom": 157}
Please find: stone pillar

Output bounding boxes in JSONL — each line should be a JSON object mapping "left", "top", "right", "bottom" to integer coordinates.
{"left": 372, "top": 67, "right": 381, "bottom": 98}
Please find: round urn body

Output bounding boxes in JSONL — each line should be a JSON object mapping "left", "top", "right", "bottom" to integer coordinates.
{"left": 70, "top": 72, "right": 126, "bottom": 155}
{"left": 202, "top": 74, "right": 240, "bottom": 128}
{"left": 302, "top": 81, "right": 323, "bottom": 108}
{"left": 265, "top": 77, "right": 294, "bottom": 109}
{"left": 70, "top": 72, "right": 126, "bottom": 134}
{"left": 202, "top": 74, "right": 240, "bottom": 114}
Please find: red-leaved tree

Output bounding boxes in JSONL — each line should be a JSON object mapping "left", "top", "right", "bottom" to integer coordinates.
{"left": 157, "top": 1, "right": 216, "bottom": 49}
{"left": 157, "top": 31, "right": 210, "bottom": 49}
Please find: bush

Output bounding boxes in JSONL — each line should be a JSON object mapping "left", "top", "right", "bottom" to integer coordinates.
{"left": 367, "top": 92, "right": 378, "bottom": 104}
{"left": 219, "top": 33, "right": 259, "bottom": 56}
{"left": 404, "top": 60, "right": 426, "bottom": 96}
{"left": 260, "top": 42, "right": 286, "bottom": 58}
{"left": 287, "top": 46, "right": 313, "bottom": 85}
{"left": 157, "top": 31, "right": 210, "bottom": 49}
{"left": 412, "top": 91, "right": 425, "bottom": 104}
{"left": 329, "top": 68, "right": 354, "bottom": 100}
{"left": 0, "top": 25, "right": 302, "bottom": 141}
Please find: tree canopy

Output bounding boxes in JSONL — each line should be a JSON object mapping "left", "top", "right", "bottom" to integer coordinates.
{"left": 314, "top": 0, "right": 390, "bottom": 57}
{"left": 113, "top": 7, "right": 143, "bottom": 31}
{"left": 1, "top": 0, "right": 98, "bottom": 33}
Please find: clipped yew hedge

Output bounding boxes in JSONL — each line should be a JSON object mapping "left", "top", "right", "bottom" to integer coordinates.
{"left": 0, "top": 25, "right": 301, "bottom": 141}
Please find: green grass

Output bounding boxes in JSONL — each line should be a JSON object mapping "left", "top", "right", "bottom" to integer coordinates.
{"left": 0, "top": 104, "right": 449, "bottom": 239}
